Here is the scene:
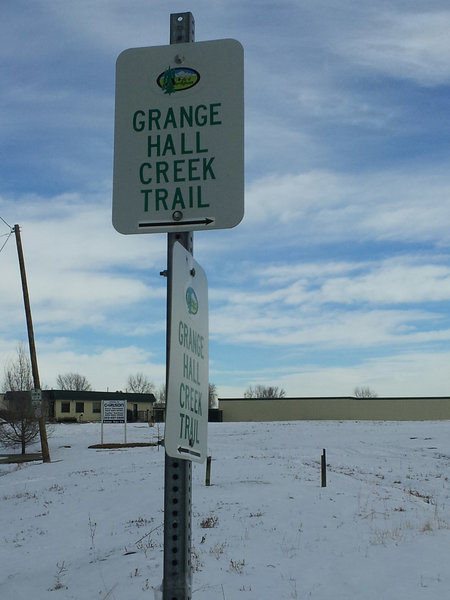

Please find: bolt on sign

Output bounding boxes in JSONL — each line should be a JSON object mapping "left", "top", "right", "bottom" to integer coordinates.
{"left": 112, "top": 39, "right": 244, "bottom": 234}
{"left": 165, "top": 242, "right": 208, "bottom": 462}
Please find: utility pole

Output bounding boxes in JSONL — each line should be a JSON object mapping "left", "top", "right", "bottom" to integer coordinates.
{"left": 14, "top": 224, "right": 50, "bottom": 463}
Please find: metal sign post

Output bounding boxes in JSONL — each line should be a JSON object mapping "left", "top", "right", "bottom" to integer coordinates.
{"left": 112, "top": 12, "right": 244, "bottom": 599}
{"left": 163, "top": 15, "right": 195, "bottom": 600}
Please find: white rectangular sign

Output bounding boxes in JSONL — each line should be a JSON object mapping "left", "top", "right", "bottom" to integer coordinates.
{"left": 102, "top": 400, "right": 127, "bottom": 423}
{"left": 165, "top": 242, "right": 208, "bottom": 462}
{"left": 31, "top": 389, "right": 42, "bottom": 418}
{"left": 112, "top": 38, "right": 244, "bottom": 234}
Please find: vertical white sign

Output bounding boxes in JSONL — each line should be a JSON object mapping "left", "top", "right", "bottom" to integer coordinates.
{"left": 31, "top": 388, "right": 42, "bottom": 418}
{"left": 165, "top": 242, "right": 208, "bottom": 462}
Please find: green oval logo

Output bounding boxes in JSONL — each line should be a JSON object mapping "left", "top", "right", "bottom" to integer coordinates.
{"left": 157, "top": 67, "right": 200, "bottom": 94}
{"left": 186, "top": 287, "right": 198, "bottom": 315}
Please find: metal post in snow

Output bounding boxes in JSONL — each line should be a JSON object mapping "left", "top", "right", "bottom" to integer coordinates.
{"left": 101, "top": 402, "right": 104, "bottom": 445}
{"left": 162, "top": 13, "right": 195, "bottom": 600}
{"left": 321, "top": 449, "right": 327, "bottom": 488}
{"left": 205, "top": 456, "right": 212, "bottom": 486}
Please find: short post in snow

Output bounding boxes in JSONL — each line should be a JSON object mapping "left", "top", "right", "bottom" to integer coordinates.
{"left": 321, "top": 449, "right": 327, "bottom": 487}
{"left": 205, "top": 456, "right": 212, "bottom": 486}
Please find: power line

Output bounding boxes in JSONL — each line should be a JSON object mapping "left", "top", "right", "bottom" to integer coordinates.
{"left": 0, "top": 215, "right": 13, "bottom": 230}
{"left": 0, "top": 215, "right": 14, "bottom": 255}
{"left": 0, "top": 229, "right": 13, "bottom": 255}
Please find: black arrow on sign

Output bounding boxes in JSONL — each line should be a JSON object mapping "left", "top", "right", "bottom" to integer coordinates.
{"left": 178, "top": 446, "right": 202, "bottom": 458}
{"left": 139, "top": 217, "right": 214, "bottom": 229}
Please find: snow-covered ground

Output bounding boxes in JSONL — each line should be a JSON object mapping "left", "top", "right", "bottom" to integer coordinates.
{"left": 1, "top": 420, "right": 449, "bottom": 599}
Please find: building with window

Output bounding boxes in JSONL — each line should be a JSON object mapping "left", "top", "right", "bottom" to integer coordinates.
{"left": 44, "top": 390, "right": 156, "bottom": 423}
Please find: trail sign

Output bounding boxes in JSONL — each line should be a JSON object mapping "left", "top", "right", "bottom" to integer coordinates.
{"left": 112, "top": 38, "right": 244, "bottom": 234}
{"left": 165, "top": 242, "right": 208, "bottom": 462}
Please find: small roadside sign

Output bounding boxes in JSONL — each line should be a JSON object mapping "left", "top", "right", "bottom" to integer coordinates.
{"left": 112, "top": 38, "right": 244, "bottom": 234}
{"left": 31, "top": 388, "right": 42, "bottom": 404}
{"left": 165, "top": 242, "right": 208, "bottom": 462}
{"left": 31, "top": 388, "right": 42, "bottom": 418}
{"left": 102, "top": 400, "right": 127, "bottom": 423}
{"left": 101, "top": 399, "right": 127, "bottom": 444}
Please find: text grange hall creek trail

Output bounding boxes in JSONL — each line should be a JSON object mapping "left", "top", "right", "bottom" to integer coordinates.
{"left": 134, "top": 103, "right": 222, "bottom": 213}
{"left": 178, "top": 319, "right": 205, "bottom": 445}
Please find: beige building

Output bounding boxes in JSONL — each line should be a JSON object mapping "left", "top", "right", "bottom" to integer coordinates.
{"left": 45, "top": 390, "right": 156, "bottom": 423}
{"left": 219, "top": 396, "right": 450, "bottom": 422}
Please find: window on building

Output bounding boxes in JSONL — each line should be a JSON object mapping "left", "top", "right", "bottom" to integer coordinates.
{"left": 75, "top": 402, "right": 84, "bottom": 413}
{"left": 61, "top": 402, "right": 70, "bottom": 413}
{"left": 93, "top": 401, "right": 101, "bottom": 413}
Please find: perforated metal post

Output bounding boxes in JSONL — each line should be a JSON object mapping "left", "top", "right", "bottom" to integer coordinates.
{"left": 163, "top": 232, "right": 193, "bottom": 600}
{"left": 170, "top": 11, "right": 195, "bottom": 44}
{"left": 163, "top": 13, "right": 195, "bottom": 600}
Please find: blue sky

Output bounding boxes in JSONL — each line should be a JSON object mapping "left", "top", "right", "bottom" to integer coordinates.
{"left": 2, "top": 0, "right": 450, "bottom": 397}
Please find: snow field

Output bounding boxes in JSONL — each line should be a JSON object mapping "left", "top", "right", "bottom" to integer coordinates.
{"left": 1, "top": 420, "right": 449, "bottom": 599}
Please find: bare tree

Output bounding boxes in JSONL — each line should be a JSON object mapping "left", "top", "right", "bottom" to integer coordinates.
{"left": 2, "top": 343, "right": 33, "bottom": 393}
{"left": 155, "top": 383, "right": 166, "bottom": 403}
{"left": 244, "top": 384, "right": 286, "bottom": 399}
{"left": 56, "top": 372, "right": 92, "bottom": 391}
{"left": 126, "top": 373, "right": 155, "bottom": 394}
{"left": 208, "top": 383, "right": 218, "bottom": 409}
{"left": 0, "top": 392, "right": 39, "bottom": 454}
{"left": 354, "top": 386, "right": 378, "bottom": 398}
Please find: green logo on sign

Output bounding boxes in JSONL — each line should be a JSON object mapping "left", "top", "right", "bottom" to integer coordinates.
{"left": 186, "top": 287, "right": 198, "bottom": 315}
{"left": 157, "top": 67, "right": 200, "bottom": 94}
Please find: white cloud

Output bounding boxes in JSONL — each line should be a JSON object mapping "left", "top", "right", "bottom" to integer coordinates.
{"left": 0, "top": 335, "right": 165, "bottom": 392}
{"left": 277, "top": 349, "right": 450, "bottom": 397}
{"left": 216, "top": 348, "right": 450, "bottom": 399}
{"left": 37, "top": 343, "right": 165, "bottom": 391}
{"left": 254, "top": 257, "right": 450, "bottom": 308}
{"left": 211, "top": 304, "right": 446, "bottom": 349}
{"left": 294, "top": 86, "right": 398, "bottom": 128}
{"left": 337, "top": 10, "right": 450, "bottom": 86}
{"left": 244, "top": 168, "right": 450, "bottom": 245}
{"left": 316, "top": 262, "right": 450, "bottom": 305}
{"left": 209, "top": 254, "right": 450, "bottom": 350}
{"left": 0, "top": 192, "right": 167, "bottom": 336}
